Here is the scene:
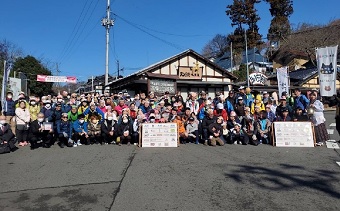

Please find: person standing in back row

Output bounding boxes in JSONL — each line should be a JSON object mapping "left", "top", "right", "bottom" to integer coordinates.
{"left": 294, "top": 88, "right": 310, "bottom": 113}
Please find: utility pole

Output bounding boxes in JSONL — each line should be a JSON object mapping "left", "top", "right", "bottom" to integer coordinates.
{"left": 56, "top": 63, "right": 61, "bottom": 94}
{"left": 91, "top": 76, "right": 94, "bottom": 92}
{"left": 102, "top": 0, "right": 114, "bottom": 86}
{"left": 230, "top": 42, "right": 233, "bottom": 73}
{"left": 245, "top": 30, "right": 249, "bottom": 87}
{"left": 117, "top": 60, "right": 119, "bottom": 78}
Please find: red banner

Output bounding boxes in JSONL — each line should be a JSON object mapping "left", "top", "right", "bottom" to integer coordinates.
{"left": 37, "top": 75, "right": 77, "bottom": 83}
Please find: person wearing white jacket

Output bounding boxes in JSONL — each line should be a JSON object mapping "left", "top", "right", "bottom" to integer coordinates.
{"left": 15, "top": 100, "right": 31, "bottom": 146}
{"left": 309, "top": 91, "right": 328, "bottom": 146}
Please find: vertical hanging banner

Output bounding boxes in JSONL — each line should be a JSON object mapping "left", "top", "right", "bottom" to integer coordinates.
{"left": 316, "top": 45, "right": 338, "bottom": 96}
{"left": 1, "top": 61, "right": 12, "bottom": 112}
{"left": 276, "top": 66, "right": 289, "bottom": 97}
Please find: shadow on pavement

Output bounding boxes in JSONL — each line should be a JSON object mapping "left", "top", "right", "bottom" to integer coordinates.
{"left": 225, "top": 163, "right": 340, "bottom": 199}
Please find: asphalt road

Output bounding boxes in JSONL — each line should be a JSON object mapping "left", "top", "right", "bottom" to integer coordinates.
{"left": 1, "top": 110, "right": 340, "bottom": 211}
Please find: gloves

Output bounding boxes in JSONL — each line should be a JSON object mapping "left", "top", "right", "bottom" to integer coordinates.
{"left": 264, "top": 134, "right": 268, "bottom": 138}
{"left": 68, "top": 138, "right": 73, "bottom": 144}
{"left": 63, "top": 132, "right": 68, "bottom": 138}
{"left": 233, "top": 130, "right": 237, "bottom": 134}
{"left": 252, "top": 134, "right": 257, "bottom": 141}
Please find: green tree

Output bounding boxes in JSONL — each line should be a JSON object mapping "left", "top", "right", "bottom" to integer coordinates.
{"left": 264, "top": 0, "right": 293, "bottom": 42}
{"left": 233, "top": 63, "right": 248, "bottom": 82}
{"left": 226, "top": 0, "right": 263, "bottom": 65}
{"left": 13, "top": 56, "right": 54, "bottom": 96}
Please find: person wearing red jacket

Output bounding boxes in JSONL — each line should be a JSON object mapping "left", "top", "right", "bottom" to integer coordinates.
{"left": 213, "top": 103, "right": 228, "bottom": 121}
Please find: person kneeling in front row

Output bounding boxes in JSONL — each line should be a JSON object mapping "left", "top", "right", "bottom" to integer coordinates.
{"left": 101, "top": 113, "right": 118, "bottom": 144}
{"left": 28, "top": 113, "right": 54, "bottom": 149}
{"left": 230, "top": 123, "right": 249, "bottom": 145}
{"left": 73, "top": 114, "right": 89, "bottom": 146}
{"left": 88, "top": 114, "right": 103, "bottom": 145}
{"left": 57, "top": 113, "right": 73, "bottom": 148}
{"left": 0, "top": 115, "right": 18, "bottom": 153}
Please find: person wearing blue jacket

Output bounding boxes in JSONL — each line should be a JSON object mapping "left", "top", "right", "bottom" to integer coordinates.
{"left": 73, "top": 114, "right": 89, "bottom": 146}
{"left": 82, "top": 102, "right": 105, "bottom": 123}
{"left": 57, "top": 113, "right": 73, "bottom": 148}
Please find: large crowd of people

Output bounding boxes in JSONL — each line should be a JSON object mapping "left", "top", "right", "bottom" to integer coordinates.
{"left": 0, "top": 86, "right": 331, "bottom": 154}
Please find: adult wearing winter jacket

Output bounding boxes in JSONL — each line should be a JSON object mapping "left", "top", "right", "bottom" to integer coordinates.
{"left": 201, "top": 109, "right": 217, "bottom": 146}
{"left": 15, "top": 100, "right": 30, "bottom": 147}
{"left": 101, "top": 114, "right": 118, "bottom": 144}
{"left": 117, "top": 115, "right": 133, "bottom": 145}
{"left": 57, "top": 113, "right": 73, "bottom": 148}
{"left": 2, "top": 91, "right": 16, "bottom": 134}
{"left": 73, "top": 114, "right": 89, "bottom": 146}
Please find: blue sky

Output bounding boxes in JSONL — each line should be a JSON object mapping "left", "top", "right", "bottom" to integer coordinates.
{"left": 1, "top": 0, "right": 339, "bottom": 82}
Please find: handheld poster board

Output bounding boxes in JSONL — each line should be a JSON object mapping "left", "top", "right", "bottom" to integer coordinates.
{"left": 272, "top": 121, "right": 315, "bottom": 147}
{"left": 140, "top": 123, "right": 178, "bottom": 147}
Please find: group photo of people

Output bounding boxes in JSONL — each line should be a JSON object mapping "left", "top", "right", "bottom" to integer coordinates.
{"left": 0, "top": 85, "right": 333, "bottom": 154}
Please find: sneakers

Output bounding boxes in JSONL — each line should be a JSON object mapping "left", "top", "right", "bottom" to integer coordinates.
{"left": 77, "top": 140, "right": 82, "bottom": 146}
{"left": 234, "top": 141, "right": 238, "bottom": 145}
{"left": 195, "top": 141, "right": 199, "bottom": 144}
{"left": 73, "top": 142, "right": 78, "bottom": 147}
{"left": 316, "top": 142, "right": 324, "bottom": 146}
{"left": 18, "top": 142, "right": 25, "bottom": 147}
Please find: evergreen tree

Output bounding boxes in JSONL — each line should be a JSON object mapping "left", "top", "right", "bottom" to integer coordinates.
{"left": 265, "top": 0, "right": 294, "bottom": 42}
{"left": 226, "top": 0, "right": 262, "bottom": 61}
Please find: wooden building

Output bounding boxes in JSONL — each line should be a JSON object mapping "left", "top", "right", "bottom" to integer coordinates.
{"left": 105, "top": 49, "right": 237, "bottom": 99}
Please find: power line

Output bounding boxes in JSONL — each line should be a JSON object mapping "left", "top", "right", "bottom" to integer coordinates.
{"left": 59, "top": 0, "right": 101, "bottom": 63}
{"left": 58, "top": 0, "right": 91, "bottom": 62}
{"left": 113, "top": 13, "right": 186, "bottom": 51}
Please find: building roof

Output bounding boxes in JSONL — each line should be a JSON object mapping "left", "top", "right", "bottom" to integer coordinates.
{"left": 214, "top": 48, "right": 269, "bottom": 69}
{"left": 106, "top": 49, "right": 237, "bottom": 86}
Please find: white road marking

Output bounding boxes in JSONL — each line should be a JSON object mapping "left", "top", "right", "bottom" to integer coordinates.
{"left": 326, "top": 141, "right": 340, "bottom": 149}
{"left": 329, "top": 123, "right": 336, "bottom": 127}
{"left": 336, "top": 162, "right": 340, "bottom": 167}
{"left": 327, "top": 129, "right": 334, "bottom": 135}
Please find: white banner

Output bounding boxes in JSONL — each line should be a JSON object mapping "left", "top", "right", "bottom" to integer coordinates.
{"left": 37, "top": 75, "right": 77, "bottom": 83}
{"left": 141, "top": 123, "right": 178, "bottom": 147}
{"left": 276, "top": 66, "right": 289, "bottom": 97}
{"left": 316, "top": 45, "right": 338, "bottom": 96}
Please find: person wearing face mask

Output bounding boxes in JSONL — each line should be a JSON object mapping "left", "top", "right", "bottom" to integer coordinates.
{"left": 73, "top": 114, "right": 89, "bottom": 146}
{"left": 117, "top": 115, "right": 133, "bottom": 146}
{"left": 40, "top": 100, "right": 54, "bottom": 122}
{"left": 101, "top": 114, "right": 118, "bottom": 144}
{"left": 15, "top": 100, "right": 31, "bottom": 147}
{"left": 28, "top": 97, "right": 41, "bottom": 122}
{"left": 101, "top": 113, "right": 118, "bottom": 144}
{"left": 0, "top": 115, "right": 18, "bottom": 153}
{"left": 2, "top": 91, "right": 16, "bottom": 135}
{"left": 57, "top": 113, "right": 73, "bottom": 148}
{"left": 28, "top": 113, "right": 53, "bottom": 149}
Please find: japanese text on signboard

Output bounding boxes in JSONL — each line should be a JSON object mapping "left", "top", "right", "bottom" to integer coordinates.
{"left": 149, "top": 79, "right": 176, "bottom": 95}
{"left": 178, "top": 66, "right": 202, "bottom": 80}
{"left": 249, "top": 73, "right": 267, "bottom": 85}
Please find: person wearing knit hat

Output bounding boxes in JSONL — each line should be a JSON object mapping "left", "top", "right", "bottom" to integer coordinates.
{"left": 250, "top": 94, "right": 265, "bottom": 114}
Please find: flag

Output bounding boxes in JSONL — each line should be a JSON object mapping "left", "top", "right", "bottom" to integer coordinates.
{"left": 276, "top": 66, "right": 289, "bottom": 97}
{"left": 316, "top": 45, "right": 338, "bottom": 97}
{"left": 1, "top": 61, "right": 13, "bottom": 112}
